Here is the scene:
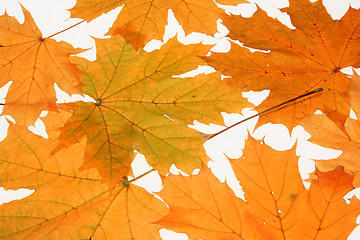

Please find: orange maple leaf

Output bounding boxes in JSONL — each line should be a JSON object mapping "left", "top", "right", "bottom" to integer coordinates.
{"left": 301, "top": 111, "right": 360, "bottom": 186}
{"left": 343, "top": 71, "right": 360, "bottom": 119}
{"left": 204, "top": 0, "right": 360, "bottom": 132}
{"left": 158, "top": 136, "right": 360, "bottom": 239}
{"left": 0, "top": 7, "right": 83, "bottom": 126}
{"left": 231, "top": 136, "right": 360, "bottom": 239}
{"left": 215, "top": 0, "right": 248, "bottom": 5}
{"left": 299, "top": 72, "right": 360, "bottom": 186}
{"left": 157, "top": 167, "right": 276, "bottom": 240}
{"left": 0, "top": 123, "right": 167, "bottom": 240}
{"left": 71, "top": 0, "right": 226, "bottom": 49}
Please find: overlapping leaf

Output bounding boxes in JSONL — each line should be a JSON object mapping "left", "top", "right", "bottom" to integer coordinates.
{"left": 230, "top": 137, "right": 308, "bottom": 239}
{"left": 215, "top": 0, "right": 248, "bottom": 5}
{"left": 301, "top": 112, "right": 360, "bottom": 187}
{"left": 204, "top": 0, "right": 360, "bottom": 132}
{"left": 0, "top": 120, "right": 167, "bottom": 240}
{"left": 54, "top": 35, "right": 248, "bottom": 189}
{"left": 0, "top": 8, "right": 82, "bottom": 126}
{"left": 158, "top": 137, "right": 360, "bottom": 239}
{"left": 231, "top": 137, "right": 360, "bottom": 239}
{"left": 157, "top": 167, "right": 276, "bottom": 240}
{"left": 2, "top": 1, "right": 360, "bottom": 239}
{"left": 69, "top": 0, "right": 123, "bottom": 21}
{"left": 71, "top": 0, "right": 226, "bottom": 49}
{"left": 297, "top": 54, "right": 360, "bottom": 188}
{"left": 344, "top": 71, "right": 360, "bottom": 118}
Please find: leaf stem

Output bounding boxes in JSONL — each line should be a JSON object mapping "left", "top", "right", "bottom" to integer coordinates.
{"left": 208, "top": 88, "right": 324, "bottom": 140}
{"left": 128, "top": 169, "right": 155, "bottom": 184}
{"left": 46, "top": 19, "right": 86, "bottom": 38}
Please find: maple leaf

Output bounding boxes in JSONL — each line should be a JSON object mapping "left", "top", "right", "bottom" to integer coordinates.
{"left": 71, "top": 0, "right": 226, "bottom": 49}
{"left": 343, "top": 71, "right": 360, "bottom": 118}
{"left": 230, "top": 136, "right": 360, "bottom": 239}
{"left": 204, "top": 0, "right": 360, "bottom": 132}
{"left": 3, "top": 1, "right": 360, "bottom": 239}
{"left": 215, "top": 0, "right": 248, "bottom": 5}
{"left": 305, "top": 166, "right": 360, "bottom": 239}
{"left": 0, "top": 8, "right": 83, "bottom": 126}
{"left": 0, "top": 123, "right": 168, "bottom": 240}
{"left": 301, "top": 112, "right": 360, "bottom": 186}
{"left": 69, "top": 0, "right": 123, "bottom": 22}
{"left": 157, "top": 167, "right": 276, "bottom": 240}
{"left": 229, "top": 136, "right": 308, "bottom": 239}
{"left": 158, "top": 136, "right": 360, "bottom": 239}
{"left": 54, "top": 35, "right": 248, "bottom": 189}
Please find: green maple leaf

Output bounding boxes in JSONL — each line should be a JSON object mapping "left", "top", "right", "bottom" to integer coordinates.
{"left": 54, "top": 36, "right": 248, "bottom": 189}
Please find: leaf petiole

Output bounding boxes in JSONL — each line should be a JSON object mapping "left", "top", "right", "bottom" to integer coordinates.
{"left": 46, "top": 19, "right": 86, "bottom": 38}
{"left": 208, "top": 88, "right": 323, "bottom": 140}
{"left": 128, "top": 168, "right": 155, "bottom": 184}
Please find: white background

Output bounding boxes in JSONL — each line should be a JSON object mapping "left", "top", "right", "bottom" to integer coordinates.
{"left": 0, "top": 0, "right": 360, "bottom": 239}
